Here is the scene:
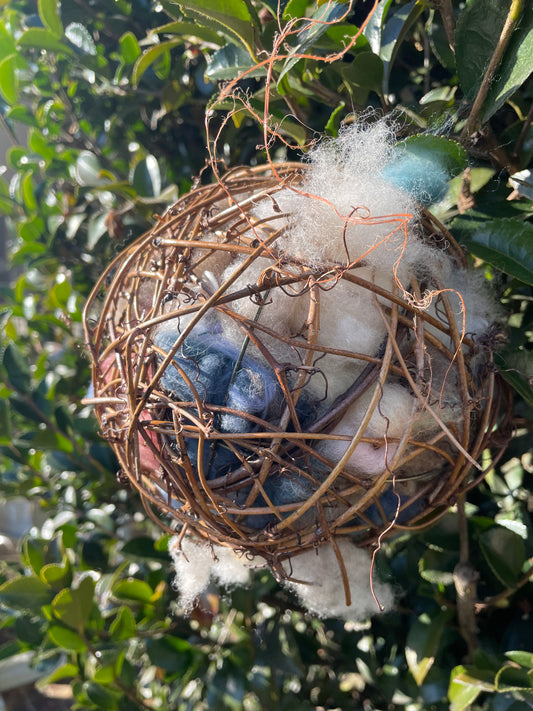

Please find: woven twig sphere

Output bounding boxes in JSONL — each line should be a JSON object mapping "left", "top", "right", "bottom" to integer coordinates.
{"left": 84, "top": 163, "right": 510, "bottom": 571}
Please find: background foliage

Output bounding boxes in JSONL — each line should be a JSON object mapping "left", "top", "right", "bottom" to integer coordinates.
{"left": 0, "top": 0, "right": 532, "bottom": 709}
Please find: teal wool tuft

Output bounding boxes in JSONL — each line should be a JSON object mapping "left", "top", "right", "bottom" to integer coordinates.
{"left": 382, "top": 151, "right": 449, "bottom": 206}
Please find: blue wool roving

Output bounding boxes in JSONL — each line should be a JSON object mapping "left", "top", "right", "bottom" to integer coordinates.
{"left": 382, "top": 149, "right": 449, "bottom": 206}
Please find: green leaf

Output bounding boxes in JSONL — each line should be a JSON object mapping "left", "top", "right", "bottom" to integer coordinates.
{"left": 120, "top": 536, "right": 170, "bottom": 561}
{"left": 74, "top": 151, "right": 110, "bottom": 187}
{"left": 460, "top": 218, "right": 533, "bottom": 285}
{"left": 483, "top": 4, "right": 533, "bottom": 121}
{"left": 455, "top": 0, "right": 508, "bottom": 101}
{"left": 146, "top": 635, "right": 194, "bottom": 673}
{"left": 380, "top": 0, "right": 424, "bottom": 93}
{"left": 495, "top": 664, "right": 533, "bottom": 692}
{"left": 131, "top": 155, "right": 162, "bottom": 197}
{"left": 40, "top": 558, "right": 73, "bottom": 591}
{"left": 206, "top": 43, "right": 264, "bottom": 81}
{"left": 118, "top": 31, "right": 141, "bottom": 64}
{"left": 506, "top": 651, "right": 533, "bottom": 669}
{"left": 0, "top": 398, "right": 11, "bottom": 445}
{"left": 65, "top": 22, "right": 97, "bottom": 55}
{"left": 479, "top": 526, "right": 525, "bottom": 587}
{"left": 21, "top": 173, "right": 37, "bottom": 211}
{"left": 109, "top": 606, "right": 136, "bottom": 641}
{"left": 495, "top": 350, "right": 533, "bottom": 407}
{"left": 342, "top": 51, "right": 384, "bottom": 91}
{"left": 150, "top": 20, "right": 223, "bottom": 45}
{"left": 448, "top": 664, "right": 496, "bottom": 711}
{"left": 38, "top": 0, "right": 63, "bottom": 38}
{"left": 400, "top": 134, "right": 468, "bottom": 174}
{"left": 51, "top": 577, "right": 95, "bottom": 631}
{"left": 36, "top": 662, "right": 78, "bottom": 688}
{"left": 278, "top": 2, "right": 347, "bottom": 83}
{"left": 405, "top": 610, "right": 451, "bottom": 685}
{"left": 0, "top": 576, "right": 52, "bottom": 612}
{"left": 3, "top": 342, "right": 31, "bottom": 394}
{"left": 174, "top": 0, "right": 259, "bottom": 56}
{"left": 132, "top": 39, "right": 183, "bottom": 86}
{"left": 48, "top": 625, "right": 87, "bottom": 652}
{"left": 22, "top": 538, "right": 46, "bottom": 576}
{"left": 113, "top": 578, "right": 154, "bottom": 604}
{"left": 0, "top": 54, "right": 17, "bottom": 104}
{"left": 17, "top": 28, "right": 75, "bottom": 56}
{"left": 362, "top": 0, "right": 393, "bottom": 54}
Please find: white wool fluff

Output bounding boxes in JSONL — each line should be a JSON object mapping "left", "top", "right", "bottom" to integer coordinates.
{"left": 253, "top": 121, "right": 420, "bottom": 273}
{"left": 169, "top": 536, "right": 261, "bottom": 610}
{"left": 169, "top": 536, "right": 392, "bottom": 621}
{"left": 316, "top": 383, "right": 415, "bottom": 476}
{"left": 285, "top": 539, "right": 394, "bottom": 620}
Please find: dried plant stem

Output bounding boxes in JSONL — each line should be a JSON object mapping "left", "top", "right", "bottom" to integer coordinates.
{"left": 463, "top": 0, "right": 526, "bottom": 137}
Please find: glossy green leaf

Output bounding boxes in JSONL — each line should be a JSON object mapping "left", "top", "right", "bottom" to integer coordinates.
{"left": 405, "top": 610, "right": 451, "bottom": 685}
{"left": 174, "top": 0, "right": 259, "bottom": 55}
{"left": 278, "top": 2, "right": 347, "bottom": 83}
{"left": 362, "top": 0, "right": 394, "bottom": 54}
{"left": 21, "top": 173, "right": 37, "bottom": 211}
{"left": 48, "top": 625, "right": 87, "bottom": 652}
{"left": 460, "top": 218, "right": 533, "bottom": 285}
{"left": 22, "top": 538, "right": 45, "bottom": 576}
{"left": 3, "top": 342, "right": 31, "bottom": 394}
{"left": 132, "top": 39, "right": 183, "bottom": 86}
{"left": 483, "top": 3, "right": 533, "bottom": 120}
{"left": 17, "top": 28, "right": 74, "bottom": 56}
{"left": 206, "top": 43, "right": 263, "bottom": 81}
{"left": 506, "top": 651, "right": 533, "bottom": 669}
{"left": 65, "top": 22, "right": 97, "bottom": 55}
{"left": 150, "top": 20, "right": 223, "bottom": 45}
{"left": 479, "top": 526, "right": 525, "bottom": 587}
{"left": 283, "top": 0, "right": 307, "bottom": 20}
{"left": 0, "top": 576, "right": 52, "bottom": 611}
{"left": 40, "top": 558, "right": 73, "bottom": 591}
{"left": 0, "top": 54, "right": 17, "bottom": 104}
{"left": 118, "top": 31, "right": 141, "bottom": 64}
{"left": 74, "top": 151, "right": 109, "bottom": 187}
{"left": 131, "top": 155, "right": 161, "bottom": 197}
{"left": 495, "top": 664, "right": 533, "bottom": 691}
{"left": 448, "top": 671, "right": 483, "bottom": 711}
{"left": 113, "top": 578, "right": 154, "bottom": 604}
{"left": 380, "top": 0, "right": 423, "bottom": 93}
{"left": 38, "top": 0, "right": 63, "bottom": 38}
{"left": 51, "top": 577, "right": 95, "bottom": 631}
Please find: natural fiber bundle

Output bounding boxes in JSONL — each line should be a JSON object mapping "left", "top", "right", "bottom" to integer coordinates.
{"left": 84, "top": 124, "right": 510, "bottom": 617}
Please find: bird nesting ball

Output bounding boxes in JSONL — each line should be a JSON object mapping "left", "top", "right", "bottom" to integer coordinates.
{"left": 84, "top": 121, "right": 510, "bottom": 619}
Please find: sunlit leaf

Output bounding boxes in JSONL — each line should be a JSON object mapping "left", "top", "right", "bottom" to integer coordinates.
{"left": 17, "top": 28, "right": 74, "bottom": 56}
{"left": 0, "top": 54, "right": 17, "bottom": 104}
{"left": 405, "top": 610, "right": 451, "bottom": 685}
{"left": 0, "top": 576, "right": 52, "bottom": 611}
{"left": 65, "top": 22, "right": 97, "bottom": 55}
{"left": 38, "top": 0, "right": 63, "bottom": 38}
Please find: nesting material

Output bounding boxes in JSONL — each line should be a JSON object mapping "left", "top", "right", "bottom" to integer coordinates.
{"left": 84, "top": 120, "right": 510, "bottom": 620}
